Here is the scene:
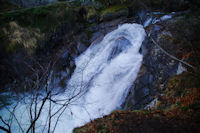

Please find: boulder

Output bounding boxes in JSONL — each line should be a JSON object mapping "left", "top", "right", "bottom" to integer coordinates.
{"left": 100, "top": 6, "right": 128, "bottom": 21}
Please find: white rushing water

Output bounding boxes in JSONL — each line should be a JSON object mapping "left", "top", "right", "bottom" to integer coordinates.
{"left": 143, "top": 13, "right": 174, "bottom": 26}
{"left": 0, "top": 23, "right": 145, "bottom": 133}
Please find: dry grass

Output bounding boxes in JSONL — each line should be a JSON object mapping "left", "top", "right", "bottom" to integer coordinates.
{"left": 3, "top": 21, "right": 44, "bottom": 54}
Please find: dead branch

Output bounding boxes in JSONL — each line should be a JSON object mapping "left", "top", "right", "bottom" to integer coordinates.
{"left": 0, "top": 126, "right": 11, "bottom": 133}
{"left": 26, "top": 91, "right": 50, "bottom": 133}
{"left": 0, "top": 116, "right": 11, "bottom": 133}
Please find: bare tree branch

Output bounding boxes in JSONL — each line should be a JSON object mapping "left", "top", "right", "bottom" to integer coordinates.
{"left": 48, "top": 94, "right": 52, "bottom": 133}
{"left": 26, "top": 91, "right": 50, "bottom": 133}
{"left": 5, "top": 104, "right": 24, "bottom": 133}
{"left": 0, "top": 126, "right": 11, "bottom": 133}
{"left": 0, "top": 116, "right": 11, "bottom": 133}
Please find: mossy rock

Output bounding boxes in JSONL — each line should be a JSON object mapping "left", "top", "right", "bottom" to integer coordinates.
{"left": 87, "top": 7, "right": 99, "bottom": 23}
{"left": 100, "top": 5, "right": 128, "bottom": 21}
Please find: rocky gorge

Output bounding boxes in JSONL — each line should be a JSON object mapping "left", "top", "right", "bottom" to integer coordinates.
{"left": 0, "top": 0, "right": 200, "bottom": 133}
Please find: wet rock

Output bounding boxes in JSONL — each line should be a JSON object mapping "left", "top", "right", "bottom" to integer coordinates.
{"left": 99, "top": 17, "right": 124, "bottom": 29}
{"left": 90, "top": 31, "right": 104, "bottom": 43}
{"left": 88, "top": 23, "right": 99, "bottom": 33}
{"left": 61, "top": 50, "right": 69, "bottom": 59}
{"left": 144, "top": 98, "right": 158, "bottom": 110}
{"left": 90, "top": 33, "right": 104, "bottom": 45}
{"left": 108, "top": 37, "right": 131, "bottom": 61}
{"left": 89, "top": 17, "right": 128, "bottom": 45}
{"left": 99, "top": 17, "right": 127, "bottom": 36}
{"left": 122, "top": 14, "right": 185, "bottom": 110}
{"left": 77, "top": 42, "right": 87, "bottom": 54}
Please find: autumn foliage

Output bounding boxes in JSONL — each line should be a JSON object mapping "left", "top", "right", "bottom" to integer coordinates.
{"left": 74, "top": 71, "right": 200, "bottom": 133}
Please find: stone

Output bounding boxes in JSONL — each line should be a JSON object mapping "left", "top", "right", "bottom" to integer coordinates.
{"left": 77, "top": 42, "right": 87, "bottom": 54}
{"left": 101, "top": 9, "right": 128, "bottom": 22}
{"left": 87, "top": 8, "right": 99, "bottom": 23}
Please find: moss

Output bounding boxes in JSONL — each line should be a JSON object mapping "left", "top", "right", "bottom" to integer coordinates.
{"left": 32, "top": 7, "right": 49, "bottom": 16}
{"left": 166, "top": 72, "right": 200, "bottom": 97}
{"left": 100, "top": 5, "right": 128, "bottom": 21}
{"left": 101, "top": 5, "right": 127, "bottom": 16}
{"left": 80, "top": 36, "right": 87, "bottom": 45}
{"left": 85, "top": 26, "right": 93, "bottom": 40}
{"left": 163, "top": 104, "right": 177, "bottom": 112}
{"left": 87, "top": 7, "right": 98, "bottom": 21}
{"left": 154, "top": 100, "right": 161, "bottom": 109}
{"left": 6, "top": 42, "right": 21, "bottom": 53}
{"left": 133, "top": 110, "right": 150, "bottom": 114}
{"left": 157, "top": 68, "right": 200, "bottom": 111}
{"left": 0, "top": 2, "right": 78, "bottom": 33}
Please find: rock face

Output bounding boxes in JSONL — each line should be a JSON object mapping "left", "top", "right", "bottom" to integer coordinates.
{"left": 122, "top": 14, "right": 185, "bottom": 110}
{"left": 101, "top": 9, "right": 128, "bottom": 21}
{"left": 100, "top": 5, "right": 129, "bottom": 21}
{"left": 122, "top": 9, "right": 200, "bottom": 110}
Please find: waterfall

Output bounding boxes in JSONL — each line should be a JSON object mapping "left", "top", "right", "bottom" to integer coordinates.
{"left": 0, "top": 23, "right": 145, "bottom": 133}
{"left": 57, "top": 23, "right": 145, "bottom": 132}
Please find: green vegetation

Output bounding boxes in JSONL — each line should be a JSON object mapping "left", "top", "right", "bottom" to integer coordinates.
{"left": 87, "top": 7, "right": 98, "bottom": 22}
{"left": 100, "top": 5, "right": 128, "bottom": 21}
{"left": 101, "top": 5, "right": 127, "bottom": 16}
{"left": 0, "top": 1, "right": 84, "bottom": 54}
{"left": 0, "top": 2, "right": 77, "bottom": 33}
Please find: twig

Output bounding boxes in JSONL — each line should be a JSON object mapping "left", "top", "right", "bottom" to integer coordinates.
{"left": 5, "top": 105, "right": 24, "bottom": 133}
{"left": 0, "top": 126, "right": 11, "bottom": 133}
{"left": 26, "top": 91, "right": 50, "bottom": 133}
{"left": 0, "top": 116, "right": 11, "bottom": 133}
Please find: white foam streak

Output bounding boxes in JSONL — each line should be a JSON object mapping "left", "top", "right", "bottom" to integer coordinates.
{"left": 160, "top": 15, "right": 172, "bottom": 21}
{"left": 144, "top": 17, "right": 152, "bottom": 27}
